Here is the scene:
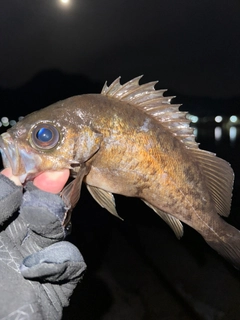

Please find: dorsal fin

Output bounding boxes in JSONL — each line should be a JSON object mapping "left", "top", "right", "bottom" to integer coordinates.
{"left": 101, "top": 75, "right": 198, "bottom": 149}
{"left": 101, "top": 76, "right": 234, "bottom": 217}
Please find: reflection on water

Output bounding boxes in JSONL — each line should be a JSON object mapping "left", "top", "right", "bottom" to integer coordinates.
{"left": 213, "top": 125, "right": 238, "bottom": 144}
{"left": 194, "top": 123, "right": 240, "bottom": 148}
{"left": 229, "top": 126, "right": 237, "bottom": 143}
{"left": 214, "top": 126, "right": 222, "bottom": 141}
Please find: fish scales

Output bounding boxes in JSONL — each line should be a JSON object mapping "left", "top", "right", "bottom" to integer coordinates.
{"left": 81, "top": 95, "right": 212, "bottom": 222}
{"left": 0, "top": 76, "right": 239, "bottom": 269}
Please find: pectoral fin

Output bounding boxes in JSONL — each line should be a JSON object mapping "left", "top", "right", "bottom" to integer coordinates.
{"left": 61, "top": 164, "right": 89, "bottom": 225}
{"left": 142, "top": 200, "right": 184, "bottom": 239}
{"left": 86, "top": 185, "right": 123, "bottom": 220}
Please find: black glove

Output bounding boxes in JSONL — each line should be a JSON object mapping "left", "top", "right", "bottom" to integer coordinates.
{"left": 0, "top": 174, "right": 86, "bottom": 320}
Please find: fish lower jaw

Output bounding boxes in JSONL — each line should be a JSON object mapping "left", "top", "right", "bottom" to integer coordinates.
{"left": 19, "top": 173, "right": 28, "bottom": 184}
{"left": 17, "top": 171, "right": 41, "bottom": 184}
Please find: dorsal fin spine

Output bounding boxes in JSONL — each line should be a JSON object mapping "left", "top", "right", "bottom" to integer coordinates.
{"left": 101, "top": 76, "right": 198, "bottom": 149}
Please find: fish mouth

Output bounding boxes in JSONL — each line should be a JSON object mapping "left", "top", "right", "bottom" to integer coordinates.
{"left": 0, "top": 133, "right": 18, "bottom": 172}
{"left": 0, "top": 132, "right": 41, "bottom": 184}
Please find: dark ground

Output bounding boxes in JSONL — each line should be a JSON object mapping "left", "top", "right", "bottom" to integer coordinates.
{"left": 1, "top": 72, "right": 240, "bottom": 320}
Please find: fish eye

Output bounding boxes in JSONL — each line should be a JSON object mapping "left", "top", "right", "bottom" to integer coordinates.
{"left": 32, "top": 123, "right": 60, "bottom": 149}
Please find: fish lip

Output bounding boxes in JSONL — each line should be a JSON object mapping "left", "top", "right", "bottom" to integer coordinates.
{"left": 0, "top": 133, "right": 17, "bottom": 172}
{"left": 0, "top": 132, "right": 43, "bottom": 184}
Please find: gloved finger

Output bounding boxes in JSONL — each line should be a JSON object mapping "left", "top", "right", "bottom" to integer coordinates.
{"left": 20, "top": 186, "right": 68, "bottom": 240}
{"left": 20, "top": 241, "right": 87, "bottom": 282}
{"left": 0, "top": 173, "right": 22, "bottom": 224}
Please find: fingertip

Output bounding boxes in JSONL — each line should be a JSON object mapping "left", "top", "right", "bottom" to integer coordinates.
{"left": 1, "top": 167, "right": 22, "bottom": 186}
{"left": 1, "top": 167, "right": 12, "bottom": 178}
{"left": 33, "top": 169, "right": 70, "bottom": 193}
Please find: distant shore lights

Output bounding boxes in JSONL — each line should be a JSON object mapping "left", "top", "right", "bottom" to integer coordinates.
{"left": 230, "top": 115, "right": 238, "bottom": 123}
{"left": 188, "top": 114, "right": 199, "bottom": 124}
{"left": 215, "top": 115, "right": 222, "bottom": 123}
{"left": 0, "top": 116, "right": 23, "bottom": 128}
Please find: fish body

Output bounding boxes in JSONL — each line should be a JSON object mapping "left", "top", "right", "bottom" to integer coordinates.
{"left": 0, "top": 76, "right": 239, "bottom": 268}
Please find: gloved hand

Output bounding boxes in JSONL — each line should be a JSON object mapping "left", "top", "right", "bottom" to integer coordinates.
{"left": 0, "top": 169, "right": 86, "bottom": 320}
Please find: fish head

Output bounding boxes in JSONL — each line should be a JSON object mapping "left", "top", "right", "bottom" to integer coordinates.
{"left": 0, "top": 112, "right": 77, "bottom": 183}
{"left": 0, "top": 100, "right": 102, "bottom": 184}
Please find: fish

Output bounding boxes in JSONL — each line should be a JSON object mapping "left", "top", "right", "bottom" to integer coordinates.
{"left": 0, "top": 75, "right": 239, "bottom": 268}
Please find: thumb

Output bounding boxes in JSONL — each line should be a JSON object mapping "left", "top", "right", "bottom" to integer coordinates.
{"left": 33, "top": 169, "right": 70, "bottom": 194}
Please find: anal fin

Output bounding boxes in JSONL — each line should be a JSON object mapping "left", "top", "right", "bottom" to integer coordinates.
{"left": 142, "top": 200, "right": 184, "bottom": 239}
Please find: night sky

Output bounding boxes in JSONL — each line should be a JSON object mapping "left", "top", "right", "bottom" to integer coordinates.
{"left": 1, "top": 0, "right": 240, "bottom": 99}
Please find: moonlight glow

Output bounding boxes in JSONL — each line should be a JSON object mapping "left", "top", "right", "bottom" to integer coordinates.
{"left": 60, "top": 0, "right": 70, "bottom": 5}
{"left": 58, "top": 0, "right": 73, "bottom": 10}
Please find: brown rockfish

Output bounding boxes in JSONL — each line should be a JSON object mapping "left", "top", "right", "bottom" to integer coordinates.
{"left": 0, "top": 76, "right": 238, "bottom": 268}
